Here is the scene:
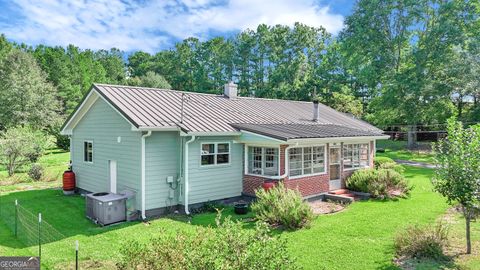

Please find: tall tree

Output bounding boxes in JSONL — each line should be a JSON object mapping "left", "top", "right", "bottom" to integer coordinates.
{"left": 0, "top": 49, "right": 60, "bottom": 130}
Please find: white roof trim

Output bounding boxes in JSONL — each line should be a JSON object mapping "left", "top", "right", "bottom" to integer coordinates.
{"left": 286, "top": 135, "right": 389, "bottom": 144}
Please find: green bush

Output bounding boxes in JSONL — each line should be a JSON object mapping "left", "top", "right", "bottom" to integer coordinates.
{"left": 252, "top": 182, "right": 313, "bottom": 230}
{"left": 346, "top": 168, "right": 410, "bottom": 198}
{"left": 28, "top": 163, "right": 44, "bottom": 181}
{"left": 374, "top": 156, "right": 394, "bottom": 168}
{"left": 117, "top": 214, "right": 299, "bottom": 270}
{"left": 377, "top": 161, "right": 405, "bottom": 174}
{"left": 395, "top": 223, "right": 449, "bottom": 259}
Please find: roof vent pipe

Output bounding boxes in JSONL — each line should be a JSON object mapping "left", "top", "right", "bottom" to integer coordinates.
{"left": 313, "top": 100, "right": 319, "bottom": 122}
{"left": 224, "top": 81, "right": 238, "bottom": 99}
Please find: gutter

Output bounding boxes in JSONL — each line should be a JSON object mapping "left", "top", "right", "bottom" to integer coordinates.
{"left": 184, "top": 135, "right": 196, "bottom": 215}
{"left": 141, "top": 131, "right": 152, "bottom": 220}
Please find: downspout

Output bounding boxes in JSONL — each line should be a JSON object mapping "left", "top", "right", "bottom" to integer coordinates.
{"left": 184, "top": 135, "right": 196, "bottom": 215}
{"left": 269, "top": 144, "right": 296, "bottom": 180}
{"left": 141, "top": 131, "right": 152, "bottom": 220}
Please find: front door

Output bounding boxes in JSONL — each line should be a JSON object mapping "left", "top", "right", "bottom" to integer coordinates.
{"left": 329, "top": 147, "right": 341, "bottom": 190}
{"left": 109, "top": 160, "right": 117, "bottom": 193}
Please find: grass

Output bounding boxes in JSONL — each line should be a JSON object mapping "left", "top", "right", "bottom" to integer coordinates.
{"left": 376, "top": 140, "right": 435, "bottom": 164}
{"left": 0, "top": 148, "right": 69, "bottom": 193}
{"left": 1, "top": 166, "right": 471, "bottom": 269}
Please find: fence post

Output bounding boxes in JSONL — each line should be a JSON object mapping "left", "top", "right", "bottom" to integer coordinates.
{"left": 14, "top": 200, "right": 18, "bottom": 237}
{"left": 75, "top": 240, "right": 79, "bottom": 270}
{"left": 38, "top": 213, "right": 42, "bottom": 258}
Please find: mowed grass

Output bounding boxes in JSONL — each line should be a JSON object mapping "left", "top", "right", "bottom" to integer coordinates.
{"left": 0, "top": 166, "right": 459, "bottom": 269}
{"left": 0, "top": 148, "right": 69, "bottom": 193}
{"left": 376, "top": 140, "right": 435, "bottom": 164}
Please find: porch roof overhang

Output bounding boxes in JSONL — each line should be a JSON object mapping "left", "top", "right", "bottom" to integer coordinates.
{"left": 232, "top": 123, "right": 389, "bottom": 145}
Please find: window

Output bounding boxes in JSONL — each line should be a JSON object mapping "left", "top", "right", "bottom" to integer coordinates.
{"left": 343, "top": 143, "right": 369, "bottom": 170}
{"left": 288, "top": 146, "right": 325, "bottom": 177}
{"left": 247, "top": 147, "right": 279, "bottom": 176}
{"left": 84, "top": 141, "right": 93, "bottom": 163}
{"left": 201, "top": 142, "right": 230, "bottom": 166}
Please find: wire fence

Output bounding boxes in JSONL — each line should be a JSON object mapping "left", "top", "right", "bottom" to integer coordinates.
{"left": 0, "top": 197, "right": 67, "bottom": 263}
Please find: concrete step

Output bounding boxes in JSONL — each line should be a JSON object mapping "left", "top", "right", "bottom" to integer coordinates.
{"left": 328, "top": 189, "right": 349, "bottom": 195}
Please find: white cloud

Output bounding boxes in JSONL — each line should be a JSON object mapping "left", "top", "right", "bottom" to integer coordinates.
{"left": 2, "top": 0, "right": 344, "bottom": 52}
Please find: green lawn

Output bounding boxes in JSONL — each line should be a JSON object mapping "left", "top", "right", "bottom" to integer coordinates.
{"left": 2, "top": 166, "right": 474, "bottom": 269}
{"left": 0, "top": 148, "right": 69, "bottom": 193}
{"left": 376, "top": 140, "right": 435, "bottom": 164}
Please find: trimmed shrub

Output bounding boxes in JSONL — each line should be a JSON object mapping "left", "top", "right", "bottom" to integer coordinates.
{"left": 346, "top": 168, "right": 410, "bottom": 198}
{"left": 117, "top": 214, "right": 299, "bottom": 270}
{"left": 395, "top": 223, "right": 449, "bottom": 259}
{"left": 252, "top": 182, "right": 313, "bottom": 230}
{"left": 374, "top": 156, "right": 394, "bottom": 168}
{"left": 28, "top": 163, "right": 44, "bottom": 181}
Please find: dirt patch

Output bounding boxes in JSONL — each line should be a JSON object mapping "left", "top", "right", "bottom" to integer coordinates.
{"left": 309, "top": 200, "right": 346, "bottom": 215}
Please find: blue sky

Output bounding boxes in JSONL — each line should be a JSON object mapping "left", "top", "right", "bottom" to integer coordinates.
{"left": 0, "top": 0, "right": 354, "bottom": 53}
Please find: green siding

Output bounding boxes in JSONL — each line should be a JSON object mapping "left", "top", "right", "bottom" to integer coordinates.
{"left": 145, "top": 132, "right": 180, "bottom": 209}
{"left": 72, "top": 98, "right": 142, "bottom": 209}
{"left": 187, "top": 136, "right": 243, "bottom": 204}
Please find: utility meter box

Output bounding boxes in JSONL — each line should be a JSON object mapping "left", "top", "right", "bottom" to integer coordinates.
{"left": 166, "top": 176, "right": 174, "bottom": 183}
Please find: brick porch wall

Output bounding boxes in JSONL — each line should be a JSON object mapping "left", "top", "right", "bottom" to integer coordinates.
{"left": 242, "top": 141, "right": 375, "bottom": 197}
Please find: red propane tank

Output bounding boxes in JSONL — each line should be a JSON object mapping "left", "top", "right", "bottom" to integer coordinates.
{"left": 262, "top": 181, "right": 275, "bottom": 191}
{"left": 63, "top": 170, "right": 76, "bottom": 194}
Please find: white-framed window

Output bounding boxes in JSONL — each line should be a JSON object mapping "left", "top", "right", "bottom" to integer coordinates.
{"left": 288, "top": 146, "right": 326, "bottom": 177}
{"left": 343, "top": 143, "right": 369, "bottom": 170}
{"left": 84, "top": 141, "right": 93, "bottom": 163}
{"left": 201, "top": 142, "right": 230, "bottom": 166}
{"left": 247, "top": 146, "right": 279, "bottom": 176}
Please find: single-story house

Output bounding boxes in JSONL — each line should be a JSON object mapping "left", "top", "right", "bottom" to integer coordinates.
{"left": 61, "top": 82, "right": 388, "bottom": 219}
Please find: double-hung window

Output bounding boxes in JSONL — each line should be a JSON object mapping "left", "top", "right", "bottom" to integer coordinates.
{"left": 288, "top": 146, "right": 326, "bottom": 177}
{"left": 84, "top": 141, "right": 93, "bottom": 163}
{"left": 201, "top": 142, "right": 230, "bottom": 166}
{"left": 343, "top": 143, "right": 369, "bottom": 170}
{"left": 247, "top": 147, "right": 279, "bottom": 176}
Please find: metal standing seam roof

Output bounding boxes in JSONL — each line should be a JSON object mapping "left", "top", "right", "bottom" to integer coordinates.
{"left": 91, "top": 83, "right": 384, "bottom": 135}
{"left": 231, "top": 123, "right": 384, "bottom": 141}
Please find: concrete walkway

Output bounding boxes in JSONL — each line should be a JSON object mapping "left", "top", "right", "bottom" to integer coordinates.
{"left": 394, "top": 159, "right": 436, "bottom": 169}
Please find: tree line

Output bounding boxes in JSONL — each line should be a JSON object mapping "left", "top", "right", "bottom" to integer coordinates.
{"left": 0, "top": 0, "right": 478, "bottom": 155}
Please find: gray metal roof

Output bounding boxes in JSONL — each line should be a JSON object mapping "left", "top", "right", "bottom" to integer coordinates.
{"left": 92, "top": 84, "right": 384, "bottom": 134}
{"left": 232, "top": 123, "right": 384, "bottom": 141}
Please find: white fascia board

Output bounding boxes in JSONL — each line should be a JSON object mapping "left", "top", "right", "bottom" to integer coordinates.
{"left": 180, "top": 131, "right": 242, "bottom": 137}
{"left": 60, "top": 90, "right": 99, "bottom": 135}
{"left": 239, "top": 130, "right": 285, "bottom": 143}
{"left": 132, "top": 126, "right": 180, "bottom": 132}
{"left": 286, "top": 135, "right": 389, "bottom": 144}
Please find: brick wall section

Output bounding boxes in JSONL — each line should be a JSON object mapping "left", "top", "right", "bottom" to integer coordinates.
{"left": 242, "top": 141, "right": 376, "bottom": 197}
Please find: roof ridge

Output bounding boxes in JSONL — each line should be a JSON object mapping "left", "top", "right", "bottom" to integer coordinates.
{"left": 93, "top": 83, "right": 314, "bottom": 104}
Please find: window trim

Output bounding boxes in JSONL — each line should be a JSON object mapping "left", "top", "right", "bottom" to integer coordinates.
{"left": 84, "top": 140, "right": 94, "bottom": 164}
{"left": 342, "top": 142, "right": 370, "bottom": 171}
{"left": 245, "top": 145, "right": 281, "bottom": 177}
{"left": 288, "top": 144, "right": 327, "bottom": 179}
{"left": 199, "top": 142, "right": 231, "bottom": 167}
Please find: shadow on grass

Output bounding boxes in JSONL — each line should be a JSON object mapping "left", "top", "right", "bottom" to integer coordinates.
{"left": 0, "top": 189, "right": 140, "bottom": 248}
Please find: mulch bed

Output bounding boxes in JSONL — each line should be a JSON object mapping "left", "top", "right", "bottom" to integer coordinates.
{"left": 309, "top": 200, "right": 346, "bottom": 215}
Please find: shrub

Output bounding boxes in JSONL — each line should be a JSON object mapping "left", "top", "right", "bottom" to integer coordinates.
{"left": 395, "top": 223, "right": 449, "bottom": 259}
{"left": 374, "top": 156, "right": 394, "bottom": 168}
{"left": 117, "top": 214, "right": 299, "bottom": 270}
{"left": 0, "top": 127, "right": 49, "bottom": 176}
{"left": 28, "top": 163, "right": 44, "bottom": 181}
{"left": 378, "top": 161, "right": 405, "bottom": 174}
{"left": 346, "top": 168, "right": 410, "bottom": 198}
{"left": 251, "top": 182, "right": 313, "bottom": 230}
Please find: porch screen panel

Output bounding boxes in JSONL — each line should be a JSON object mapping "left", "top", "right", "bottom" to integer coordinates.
{"left": 343, "top": 143, "right": 369, "bottom": 169}
{"left": 247, "top": 147, "right": 279, "bottom": 176}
